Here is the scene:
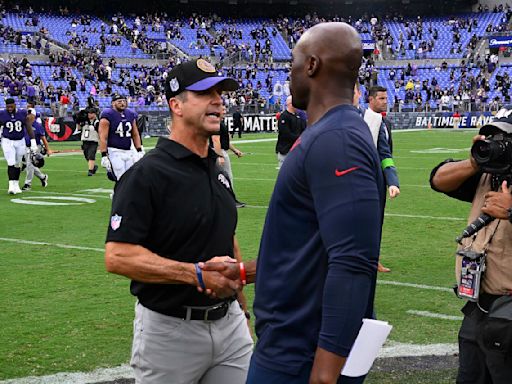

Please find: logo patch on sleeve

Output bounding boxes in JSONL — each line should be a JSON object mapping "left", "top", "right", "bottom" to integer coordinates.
{"left": 111, "top": 214, "right": 122, "bottom": 231}
{"left": 218, "top": 173, "right": 231, "bottom": 190}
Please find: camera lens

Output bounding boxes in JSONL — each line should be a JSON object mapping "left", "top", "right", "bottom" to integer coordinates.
{"left": 471, "top": 140, "right": 505, "bottom": 164}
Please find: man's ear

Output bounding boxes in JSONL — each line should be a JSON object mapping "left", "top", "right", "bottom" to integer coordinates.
{"left": 307, "top": 55, "right": 320, "bottom": 77}
{"left": 169, "top": 98, "right": 183, "bottom": 117}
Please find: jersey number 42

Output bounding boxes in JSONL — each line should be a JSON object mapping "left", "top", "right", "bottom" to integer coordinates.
{"left": 115, "top": 122, "right": 132, "bottom": 138}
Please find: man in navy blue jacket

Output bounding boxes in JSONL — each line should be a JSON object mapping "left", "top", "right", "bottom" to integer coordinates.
{"left": 202, "top": 22, "right": 385, "bottom": 384}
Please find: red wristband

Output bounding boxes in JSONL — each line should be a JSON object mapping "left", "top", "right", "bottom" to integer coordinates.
{"left": 239, "top": 262, "right": 246, "bottom": 285}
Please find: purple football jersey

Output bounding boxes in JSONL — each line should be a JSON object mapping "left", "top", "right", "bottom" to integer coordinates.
{"left": 0, "top": 108, "right": 29, "bottom": 140}
{"left": 100, "top": 108, "right": 138, "bottom": 150}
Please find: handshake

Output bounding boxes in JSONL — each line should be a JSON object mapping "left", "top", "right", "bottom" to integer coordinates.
{"left": 195, "top": 257, "right": 248, "bottom": 299}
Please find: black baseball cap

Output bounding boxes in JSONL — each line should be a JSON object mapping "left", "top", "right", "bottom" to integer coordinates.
{"left": 164, "top": 59, "right": 239, "bottom": 100}
{"left": 111, "top": 93, "right": 126, "bottom": 102}
{"left": 480, "top": 107, "right": 512, "bottom": 135}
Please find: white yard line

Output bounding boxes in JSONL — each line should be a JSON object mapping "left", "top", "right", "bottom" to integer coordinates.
{"left": 0, "top": 189, "right": 112, "bottom": 199}
{"left": 378, "top": 280, "right": 453, "bottom": 292}
{"left": 407, "top": 310, "right": 463, "bottom": 321}
{"left": 385, "top": 213, "right": 465, "bottom": 221}
{"left": 379, "top": 341, "right": 458, "bottom": 358}
{"left": 0, "top": 365, "right": 133, "bottom": 384}
{"left": 245, "top": 205, "right": 465, "bottom": 221}
{"left": 0, "top": 237, "right": 103, "bottom": 252}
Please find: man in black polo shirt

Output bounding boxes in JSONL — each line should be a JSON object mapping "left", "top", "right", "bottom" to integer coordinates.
{"left": 104, "top": 59, "right": 253, "bottom": 384}
{"left": 275, "top": 95, "right": 306, "bottom": 170}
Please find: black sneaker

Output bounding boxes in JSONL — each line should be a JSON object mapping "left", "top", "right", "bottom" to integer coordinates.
{"left": 22, "top": 183, "right": 31, "bottom": 191}
{"left": 41, "top": 174, "right": 48, "bottom": 187}
{"left": 92, "top": 165, "right": 98, "bottom": 174}
{"left": 87, "top": 170, "right": 94, "bottom": 176}
{"left": 235, "top": 200, "right": 246, "bottom": 208}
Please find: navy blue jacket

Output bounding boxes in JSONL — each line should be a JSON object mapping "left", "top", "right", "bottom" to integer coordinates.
{"left": 253, "top": 104, "right": 385, "bottom": 374}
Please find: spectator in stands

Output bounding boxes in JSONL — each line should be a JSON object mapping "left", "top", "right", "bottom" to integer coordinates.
{"left": 59, "top": 91, "right": 70, "bottom": 117}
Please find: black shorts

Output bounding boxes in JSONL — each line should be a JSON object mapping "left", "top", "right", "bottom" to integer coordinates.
{"left": 82, "top": 141, "right": 98, "bottom": 161}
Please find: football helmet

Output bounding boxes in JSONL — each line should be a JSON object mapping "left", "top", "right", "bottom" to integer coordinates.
{"left": 31, "top": 152, "right": 45, "bottom": 168}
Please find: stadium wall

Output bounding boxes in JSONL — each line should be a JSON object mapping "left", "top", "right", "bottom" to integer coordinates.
{"left": 388, "top": 111, "right": 494, "bottom": 129}
{"left": 44, "top": 111, "right": 492, "bottom": 141}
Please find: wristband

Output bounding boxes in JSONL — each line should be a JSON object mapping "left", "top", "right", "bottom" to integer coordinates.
{"left": 136, "top": 147, "right": 142, "bottom": 152}
{"left": 244, "top": 311, "right": 251, "bottom": 320}
{"left": 239, "top": 262, "right": 246, "bottom": 285}
{"left": 101, "top": 151, "right": 108, "bottom": 157}
{"left": 195, "top": 263, "right": 206, "bottom": 290}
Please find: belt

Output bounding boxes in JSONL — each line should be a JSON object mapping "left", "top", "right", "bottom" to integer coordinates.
{"left": 166, "top": 301, "right": 231, "bottom": 321}
{"left": 478, "top": 292, "right": 505, "bottom": 312}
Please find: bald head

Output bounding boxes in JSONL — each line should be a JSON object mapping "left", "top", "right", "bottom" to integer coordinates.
{"left": 290, "top": 22, "right": 362, "bottom": 112}
{"left": 286, "top": 95, "right": 295, "bottom": 113}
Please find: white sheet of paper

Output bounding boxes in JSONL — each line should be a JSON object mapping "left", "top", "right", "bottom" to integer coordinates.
{"left": 341, "top": 318, "right": 393, "bottom": 377}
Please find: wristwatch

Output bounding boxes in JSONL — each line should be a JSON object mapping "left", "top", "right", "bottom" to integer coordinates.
{"left": 508, "top": 207, "right": 512, "bottom": 224}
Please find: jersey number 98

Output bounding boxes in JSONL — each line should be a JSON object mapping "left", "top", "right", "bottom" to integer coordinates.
{"left": 6, "top": 121, "right": 23, "bottom": 133}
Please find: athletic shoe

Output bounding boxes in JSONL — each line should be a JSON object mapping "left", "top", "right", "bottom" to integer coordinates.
{"left": 12, "top": 184, "right": 22, "bottom": 194}
{"left": 41, "top": 174, "right": 48, "bottom": 187}
{"left": 235, "top": 200, "right": 246, "bottom": 208}
{"left": 92, "top": 165, "right": 98, "bottom": 174}
{"left": 88, "top": 170, "right": 94, "bottom": 176}
{"left": 22, "top": 184, "right": 31, "bottom": 191}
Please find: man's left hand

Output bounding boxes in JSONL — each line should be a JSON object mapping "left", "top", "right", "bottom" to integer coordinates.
{"left": 481, "top": 180, "right": 512, "bottom": 220}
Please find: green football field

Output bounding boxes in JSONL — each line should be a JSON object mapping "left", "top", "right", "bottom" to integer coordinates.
{"left": 0, "top": 129, "right": 476, "bottom": 381}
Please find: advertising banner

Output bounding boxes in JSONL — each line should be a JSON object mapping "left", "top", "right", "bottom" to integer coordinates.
{"left": 489, "top": 36, "right": 512, "bottom": 48}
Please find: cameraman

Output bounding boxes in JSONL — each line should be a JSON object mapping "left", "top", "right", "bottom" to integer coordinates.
{"left": 78, "top": 108, "right": 100, "bottom": 176}
{"left": 430, "top": 113, "right": 512, "bottom": 384}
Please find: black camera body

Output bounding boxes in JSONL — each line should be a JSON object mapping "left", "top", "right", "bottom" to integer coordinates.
{"left": 471, "top": 133, "right": 512, "bottom": 175}
{"left": 73, "top": 109, "right": 89, "bottom": 125}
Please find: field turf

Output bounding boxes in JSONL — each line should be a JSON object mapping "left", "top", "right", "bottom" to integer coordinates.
{"left": 0, "top": 130, "right": 476, "bottom": 381}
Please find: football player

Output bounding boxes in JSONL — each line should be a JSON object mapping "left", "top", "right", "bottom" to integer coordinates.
{"left": 0, "top": 98, "right": 37, "bottom": 194}
{"left": 22, "top": 106, "right": 50, "bottom": 191}
{"left": 99, "top": 94, "right": 143, "bottom": 182}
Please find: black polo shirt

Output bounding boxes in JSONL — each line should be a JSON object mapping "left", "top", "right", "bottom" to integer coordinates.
{"left": 276, "top": 110, "right": 306, "bottom": 155}
{"left": 219, "top": 120, "right": 230, "bottom": 150}
{"left": 106, "top": 137, "right": 237, "bottom": 314}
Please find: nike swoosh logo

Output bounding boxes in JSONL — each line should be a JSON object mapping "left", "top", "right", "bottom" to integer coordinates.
{"left": 335, "top": 166, "right": 360, "bottom": 177}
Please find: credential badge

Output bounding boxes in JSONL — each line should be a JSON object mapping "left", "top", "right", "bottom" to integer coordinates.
{"left": 111, "top": 214, "right": 122, "bottom": 231}
{"left": 170, "top": 78, "right": 179, "bottom": 92}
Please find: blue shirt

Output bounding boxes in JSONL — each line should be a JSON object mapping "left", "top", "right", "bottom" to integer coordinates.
{"left": 253, "top": 104, "right": 384, "bottom": 375}
{"left": 0, "top": 109, "right": 29, "bottom": 140}
{"left": 100, "top": 107, "right": 138, "bottom": 150}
